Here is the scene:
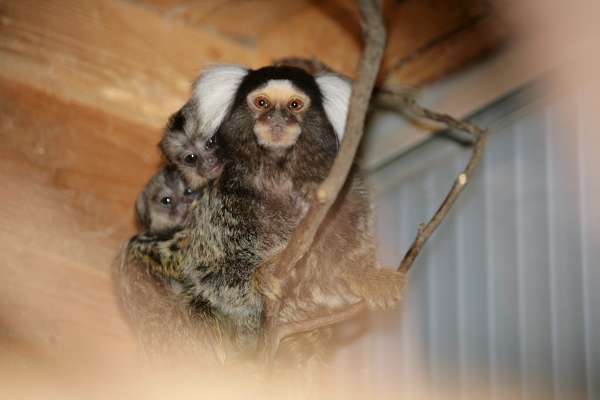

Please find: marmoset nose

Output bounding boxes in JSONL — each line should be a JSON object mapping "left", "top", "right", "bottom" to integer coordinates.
{"left": 271, "top": 124, "right": 284, "bottom": 134}
{"left": 174, "top": 202, "right": 187, "bottom": 216}
{"left": 268, "top": 109, "right": 289, "bottom": 129}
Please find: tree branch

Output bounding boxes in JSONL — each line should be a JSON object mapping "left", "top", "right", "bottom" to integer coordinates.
{"left": 262, "top": 2, "right": 488, "bottom": 357}
{"left": 271, "top": 0, "right": 386, "bottom": 283}
{"left": 377, "top": 93, "right": 487, "bottom": 273}
{"left": 259, "top": 0, "right": 387, "bottom": 359}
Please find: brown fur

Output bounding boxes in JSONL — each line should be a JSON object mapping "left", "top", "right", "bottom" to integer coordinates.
{"left": 113, "top": 245, "right": 226, "bottom": 365}
{"left": 258, "top": 170, "right": 406, "bottom": 366}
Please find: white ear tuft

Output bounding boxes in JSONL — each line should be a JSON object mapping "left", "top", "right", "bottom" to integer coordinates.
{"left": 316, "top": 74, "right": 352, "bottom": 141}
{"left": 193, "top": 65, "right": 249, "bottom": 137}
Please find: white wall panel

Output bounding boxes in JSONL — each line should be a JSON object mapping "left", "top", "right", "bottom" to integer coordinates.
{"left": 363, "top": 84, "right": 598, "bottom": 399}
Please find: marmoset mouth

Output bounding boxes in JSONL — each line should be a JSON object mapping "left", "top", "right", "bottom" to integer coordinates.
{"left": 206, "top": 163, "right": 223, "bottom": 178}
{"left": 254, "top": 122, "right": 301, "bottom": 150}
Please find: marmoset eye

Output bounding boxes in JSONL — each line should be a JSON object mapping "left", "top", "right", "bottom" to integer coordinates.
{"left": 184, "top": 153, "right": 198, "bottom": 165}
{"left": 254, "top": 96, "right": 270, "bottom": 109}
{"left": 288, "top": 98, "right": 304, "bottom": 111}
{"left": 205, "top": 136, "right": 216, "bottom": 149}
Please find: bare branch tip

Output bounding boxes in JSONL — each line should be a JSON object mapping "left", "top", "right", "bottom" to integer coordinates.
{"left": 316, "top": 189, "right": 328, "bottom": 203}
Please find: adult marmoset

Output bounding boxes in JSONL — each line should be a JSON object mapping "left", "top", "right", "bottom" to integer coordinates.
{"left": 170, "top": 66, "right": 400, "bottom": 354}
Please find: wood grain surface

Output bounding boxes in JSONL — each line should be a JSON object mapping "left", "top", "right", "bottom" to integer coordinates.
{"left": 0, "top": 77, "right": 161, "bottom": 366}
{"left": 0, "top": 0, "right": 505, "bottom": 374}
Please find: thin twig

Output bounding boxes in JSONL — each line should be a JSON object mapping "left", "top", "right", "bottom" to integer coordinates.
{"left": 375, "top": 89, "right": 484, "bottom": 137}
{"left": 378, "top": 94, "right": 487, "bottom": 273}
{"left": 276, "top": 303, "right": 367, "bottom": 344}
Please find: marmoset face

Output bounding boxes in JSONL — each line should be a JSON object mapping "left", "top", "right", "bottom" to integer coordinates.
{"left": 160, "top": 106, "right": 223, "bottom": 190}
{"left": 246, "top": 80, "right": 312, "bottom": 149}
{"left": 136, "top": 166, "right": 198, "bottom": 233}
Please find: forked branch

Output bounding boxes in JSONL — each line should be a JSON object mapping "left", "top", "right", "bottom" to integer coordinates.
{"left": 380, "top": 94, "right": 487, "bottom": 273}
{"left": 259, "top": 0, "right": 387, "bottom": 358}
{"left": 263, "top": 0, "right": 488, "bottom": 357}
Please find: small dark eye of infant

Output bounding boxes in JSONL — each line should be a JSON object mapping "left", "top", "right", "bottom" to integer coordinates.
{"left": 160, "top": 196, "right": 173, "bottom": 206}
{"left": 184, "top": 153, "right": 198, "bottom": 165}
{"left": 184, "top": 188, "right": 194, "bottom": 196}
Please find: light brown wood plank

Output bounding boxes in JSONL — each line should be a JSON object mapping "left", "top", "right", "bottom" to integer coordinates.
{"left": 0, "top": 0, "right": 256, "bottom": 129}
{"left": 257, "top": 0, "right": 499, "bottom": 84}
{"left": 0, "top": 78, "right": 163, "bottom": 362}
{"left": 131, "top": 0, "right": 505, "bottom": 85}
{"left": 127, "top": 0, "right": 192, "bottom": 13}
{"left": 144, "top": 0, "right": 314, "bottom": 47}
{"left": 387, "top": 12, "right": 507, "bottom": 86}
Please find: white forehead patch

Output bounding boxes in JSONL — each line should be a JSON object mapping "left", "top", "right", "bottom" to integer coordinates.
{"left": 316, "top": 74, "right": 352, "bottom": 141}
{"left": 255, "top": 79, "right": 293, "bottom": 93}
{"left": 250, "top": 80, "right": 309, "bottom": 104}
{"left": 193, "top": 65, "right": 248, "bottom": 137}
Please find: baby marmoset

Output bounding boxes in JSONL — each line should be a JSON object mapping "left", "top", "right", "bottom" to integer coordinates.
{"left": 136, "top": 165, "right": 198, "bottom": 234}
{"left": 130, "top": 165, "right": 200, "bottom": 286}
{"left": 116, "top": 101, "right": 228, "bottom": 362}
{"left": 160, "top": 100, "right": 223, "bottom": 191}
{"left": 126, "top": 97, "right": 227, "bottom": 284}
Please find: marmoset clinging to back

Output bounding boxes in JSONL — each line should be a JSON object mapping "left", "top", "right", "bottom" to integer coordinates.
{"left": 117, "top": 165, "right": 223, "bottom": 362}
{"left": 128, "top": 165, "right": 202, "bottom": 286}
{"left": 127, "top": 97, "right": 227, "bottom": 288}
{"left": 135, "top": 165, "right": 199, "bottom": 234}
{"left": 160, "top": 100, "right": 223, "bottom": 190}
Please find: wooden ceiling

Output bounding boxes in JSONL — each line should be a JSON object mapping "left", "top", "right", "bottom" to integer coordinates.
{"left": 0, "top": 0, "right": 506, "bottom": 370}
{"left": 0, "top": 0, "right": 506, "bottom": 129}
{"left": 131, "top": 0, "right": 506, "bottom": 85}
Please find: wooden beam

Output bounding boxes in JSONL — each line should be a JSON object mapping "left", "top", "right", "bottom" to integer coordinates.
{"left": 131, "top": 0, "right": 505, "bottom": 85}
{"left": 0, "top": 0, "right": 505, "bottom": 131}
{"left": 0, "top": 0, "right": 256, "bottom": 129}
{"left": 0, "top": 77, "right": 164, "bottom": 362}
{"left": 384, "top": 11, "right": 507, "bottom": 86}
